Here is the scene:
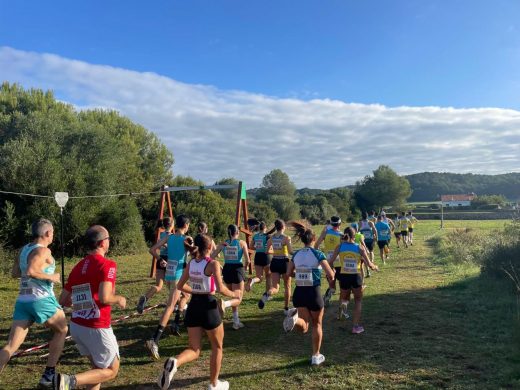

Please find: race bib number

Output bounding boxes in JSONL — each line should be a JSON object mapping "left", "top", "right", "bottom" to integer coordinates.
{"left": 71, "top": 283, "right": 95, "bottom": 311}
{"left": 272, "top": 240, "right": 282, "bottom": 250}
{"left": 381, "top": 229, "right": 390, "bottom": 236}
{"left": 19, "top": 276, "right": 36, "bottom": 295}
{"left": 190, "top": 277, "right": 208, "bottom": 293}
{"left": 254, "top": 240, "right": 263, "bottom": 250}
{"left": 224, "top": 246, "right": 239, "bottom": 261}
{"left": 362, "top": 230, "right": 372, "bottom": 239}
{"left": 342, "top": 259, "right": 358, "bottom": 274}
{"left": 295, "top": 268, "right": 313, "bottom": 287}
{"left": 166, "top": 261, "right": 179, "bottom": 278}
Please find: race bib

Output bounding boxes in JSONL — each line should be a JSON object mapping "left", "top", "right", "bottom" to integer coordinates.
{"left": 272, "top": 240, "right": 282, "bottom": 250}
{"left": 295, "top": 268, "right": 313, "bottom": 287}
{"left": 381, "top": 229, "right": 390, "bottom": 236}
{"left": 342, "top": 259, "right": 358, "bottom": 274}
{"left": 254, "top": 240, "right": 263, "bottom": 250}
{"left": 71, "top": 283, "right": 95, "bottom": 311}
{"left": 19, "top": 276, "right": 36, "bottom": 296}
{"left": 166, "top": 261, "right": 179, "bottom": 278}
{"left": 224, "top": 246, "right": 239, "bottom": 261}
{"left": 362, "top": 230, "right": 372, "bottom": 239}
{"left": 190, "top": 277, "right": 208, "bottom": 293}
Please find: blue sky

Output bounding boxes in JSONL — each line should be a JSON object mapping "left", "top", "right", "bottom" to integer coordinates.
{"left": 0, "top": 1, "right": 519, "bottom": 188}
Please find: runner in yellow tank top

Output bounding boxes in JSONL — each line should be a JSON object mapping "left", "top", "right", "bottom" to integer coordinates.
{"left": 258, "top": 219, "right": 293, "bottom": 314}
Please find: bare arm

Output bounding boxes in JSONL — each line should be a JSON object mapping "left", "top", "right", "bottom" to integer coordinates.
{"left": 26, "top": 247, "right": 61, "bottom": 284}
{"left": 370, "top": 222, "right": 378, "bottom": 241}
{"left": 314, "top": 227, "right": 327, "bottom": 250}
{"left": 59, "top": 288, "right": 72, "bottom": 307}
{"left": 177, "top": 265, "right": 192, "bottom": 294}
{"left": 359, "top": 246, "right": 378, "bottom": 271}
{"left": 320, "top": 259, "right": 336, "bottom": 280}
{"left": 286, "top": 236, "right": 293, "bottom": 255}
{"left": 287, "top": 259, "right": 295, "bottom": 276}
{"left": 241, "top": 240, "right": 250, "bottom": 269}
{"left": 149, "top": 234, "right": 170, "bottom": 259}
{"left": 211, "top": 243, "right": 225, "bottom": 259}
{"left": 98, "top": 281, "right": 126, "bottom": 308}
{"left": 329, "top": 245, "right": 340, "bottom": 268}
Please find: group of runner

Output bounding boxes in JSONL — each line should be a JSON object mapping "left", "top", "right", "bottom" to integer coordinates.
{"left": 1, "top": 211, "right": 417, "bottom": 389}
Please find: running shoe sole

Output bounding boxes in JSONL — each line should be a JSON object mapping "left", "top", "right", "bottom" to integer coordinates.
{"left": 158, "top": 358, "right": 177, "bottom": 390}
{"left": 145, "top": 339, "right": 160, "bottom": 361}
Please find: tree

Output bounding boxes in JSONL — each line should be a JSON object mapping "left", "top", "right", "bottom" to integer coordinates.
{"left": 354, "top": 165, "right": 411, "bottom": 210}
{"left": 214, "top": 177, "right": 239, "bottom": 200}
{"left": 257, "top": 169, "right": 296, "bottom": 200}
{"left": 270, "top": 195, "right": 301, "bottom": 221}
{"left": 471, "top": 195, "right": 508, "bottom": 209}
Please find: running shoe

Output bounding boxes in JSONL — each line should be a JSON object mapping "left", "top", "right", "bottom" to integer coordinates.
{"left": 137, "top": 295, "right": 147, "bottom": 314}
{"left": 217, "top": 298, "right": 226, "bottom": 317}
{"left": 145, "top": 339, "right": 160, "bottom": 361}
{"left": 352, "top": 325, "right": 365, "bottom": 334}
{"left": 158, "top": 357, "right": 177, "bottom": 390}
{"left": 323, "top": 288, "right": 333, "bottom": 307}
{"left": 39, "top": 372, "right": 54, "bottom": 388}
{"left": 52, "top": 373, "right": 72, "bottom": 390}
{"left": 366, "top": 270, "right": 371, "bottom": 278}
{"left": 170, "top": 322, "right": 181, "bottom": 336}
{"left": 208, "top": 380, "right": 230, "bottom": 390}
{"left": 258, "top": 292, "right": 268, "bottom": 309}
{"left": 311, "top": 353, "right": 325, "bottom": 366}
{"left": 283, "top": 308, "right": 298, "bottom": 332}
{"left": 232, "top": 321, "right": 245, "bottom": 330}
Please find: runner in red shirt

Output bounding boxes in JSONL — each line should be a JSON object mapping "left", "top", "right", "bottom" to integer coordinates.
{"left": 54, "top": 225, "right": 126, "bottom": 390}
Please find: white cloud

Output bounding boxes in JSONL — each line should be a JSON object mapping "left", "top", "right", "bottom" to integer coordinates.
{"left": 1, "top": 46, "right": 519, "bottom": 189}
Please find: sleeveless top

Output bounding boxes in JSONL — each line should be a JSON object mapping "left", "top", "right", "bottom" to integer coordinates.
{"left": 165, "top": 234, "right": 188, "bottom": 279}
{"left": 188, "top": 257, "right": 216, "bottom": 294}
{"left": 271, "top": 234, "right": 289, "bottom": 258}
{"left": 17, "top": 243, "right": 55, "bottom": 303}
{"left": 338, "top": 242, "right": 362, "bottom": 275}
{"left": 375, "top": 221, "right": 391, "bottom": 241}
{"left": 359, "top": 220, "right": 374, "bottom": 241}
{"left": 159, "top": 231, "right": 170, "bottom": 256}
{"left": 292, "top": 247, "right": 326, "bottom": 287}
{"left": 323, "top": 228, "right": 342, "bottom": 261}
{"left": 252, "top": 233, "right": 268, "bottom": 253}
{"left": 223, "top": 239, "right": 244, "bottom": 264}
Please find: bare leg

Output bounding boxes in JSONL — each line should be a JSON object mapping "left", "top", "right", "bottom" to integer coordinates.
{"left": 159, "top": 287, "right": 181, "bottom": 327}
{"left": 264, "top": 266, "right": 272, "bottom": 292}
{"left": 175, "top": 327, "right": 202, "bottom": 366}
{"left": 283, "top": 273, "right": 292, "bottom": 309}
{"left": 352, "top": 287, "right": 363, "bottom": 325}
{"left": 0, "top": 320, "right": 31, "bottom": 374}
{"left": 309, "top": 309, "right": 324, "bottom": 355}
{"left": 44, "top": 309, "right": 68, "bottom": 367}
{"left": 75, "top": 355, "right": 120, "bottom": 388}
{"left": 205, "top": 324, "right": 224, "bottom": 387}
{"left": 268, "top": 273, "right": 281, "bottom": 296}
{"left": 294, "top": 307, "right": 310, "bottom": 333}
{"left": 145, "top": 270, "right": 165, "bottom": 300}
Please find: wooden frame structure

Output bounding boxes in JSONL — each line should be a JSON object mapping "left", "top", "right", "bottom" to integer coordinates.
{"left": 150, "top": 181, "right": 252, "bottom": 277}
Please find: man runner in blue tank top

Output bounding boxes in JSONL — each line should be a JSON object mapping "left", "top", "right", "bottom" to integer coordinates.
{"left": 0, "top": 219, "right": 68, "bottom": 388}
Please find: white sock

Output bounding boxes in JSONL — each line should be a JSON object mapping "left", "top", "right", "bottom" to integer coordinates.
{"left": 232, "top": 311, "right": 239, "bottom": 322}
{"left": 224, "top": 301, "right": 232, "bottom": 309}
{"left": 250, "top": 278, "right": 258, "bottom": 287}
{"left": 341, "top": 301, "right": 348, "bottom": 312}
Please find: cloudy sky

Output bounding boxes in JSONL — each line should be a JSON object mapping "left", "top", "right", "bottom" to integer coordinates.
{"left": 1, "top": 1, "right": 519, "bottom": 188}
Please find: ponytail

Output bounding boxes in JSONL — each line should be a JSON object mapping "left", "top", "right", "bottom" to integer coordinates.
{"left": 227, "top": 224, "right": 239, "bottom": 239}
{"left": 289, "top": 220, "right": 315, "bottom": 246}
{"left": 184, "top": 234, "right": 212, "bottom": 258}
{"left": 343, "top": 227, "right": 355, "bottom": 241}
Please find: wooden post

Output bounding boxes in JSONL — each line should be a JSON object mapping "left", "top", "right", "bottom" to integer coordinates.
{"left": 150, "top": 185, "right": 174, "bottom": 277}
{"left": 235, "top": 181, "right": 253, "bottom": 274}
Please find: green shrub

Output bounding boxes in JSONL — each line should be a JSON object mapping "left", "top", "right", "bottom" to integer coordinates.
{"left": 431, "top": 228, "right": 493, "bottom": 265}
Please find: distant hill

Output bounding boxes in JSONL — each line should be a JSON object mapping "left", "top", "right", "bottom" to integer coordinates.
{"left": 405, "top": 172, "right": 520, "bottom": 202}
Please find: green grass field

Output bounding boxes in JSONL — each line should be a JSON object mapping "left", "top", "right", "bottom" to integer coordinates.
{"left": 1, "top": 220, "right": 519, "bottom": 389}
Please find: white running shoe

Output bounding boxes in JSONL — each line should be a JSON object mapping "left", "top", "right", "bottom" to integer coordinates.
{"left": 283, "top": 308, "right": 298, "bottom": 332}
{"left": 146, "top": 339, "right": 160, "bottom": 361}
{"left": 158, "top": 357, "right": 177, "bottom": 390}
{"left": 311, "top": 353, "right": 325, "bottom": 366}
{"left": 232, "top": 321, "right": 245, "bottom": 330}
{"left": 208, "top": 379, "right": 230, "bottom": 390}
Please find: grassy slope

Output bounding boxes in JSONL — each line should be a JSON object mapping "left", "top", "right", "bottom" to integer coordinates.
{"left": 1, "top": 220, "right": 519, "bottom": 389}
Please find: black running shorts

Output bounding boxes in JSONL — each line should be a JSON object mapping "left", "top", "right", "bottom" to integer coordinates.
{"left": 365, "top": 240, "right": 374, "bottom": 251}
{"left": 377, "top": 240, "right": 389, "bottom": 249}
{"left": 338, "top": 273, "right": 363, "bottom": 290}
{"left": 222, "top": 263, "right": 245, "bottom": 285}
{"left": 270, "top": 257, "right": 289, "bottom": 274}
{"left": 254, "top": 252, "right": 272, "bottom": 267}
{"left": 292, "top": 286, "right": 324, "bottom": 312}
{"left": 184, "top": 294, "right": 222, "bottom": 330}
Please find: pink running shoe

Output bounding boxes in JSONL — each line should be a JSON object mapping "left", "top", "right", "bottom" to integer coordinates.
{"left": 352, "top": 325, "right": 365, "bottom": 334}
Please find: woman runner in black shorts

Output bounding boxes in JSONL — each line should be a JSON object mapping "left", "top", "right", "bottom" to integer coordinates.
{"left": 158, "top": 234, "right": 241, "bottom": 390}
{"left": 246, "top": 221, "right": 274, "bottom": 294}
{"left": 283, "top": 221, "right": 335, "bottom": 366}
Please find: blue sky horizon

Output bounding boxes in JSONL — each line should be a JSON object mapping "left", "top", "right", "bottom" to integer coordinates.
{"left": 1, "top": 1, "right": 519, "bottom": 188}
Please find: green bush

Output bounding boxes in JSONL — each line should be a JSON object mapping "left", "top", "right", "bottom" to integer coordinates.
{"left": 431, "top": 228, "right": 493, "bottom": 265}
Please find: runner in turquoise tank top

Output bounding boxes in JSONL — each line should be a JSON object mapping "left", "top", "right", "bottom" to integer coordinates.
{"left": 146, "top": 215, "right": 191, "bottom": 360}
{"left": 0, "top": 219, "right": 68, "bottom": 388}
{"left": 246, "top": 221, "right": 274, "bottom": 296}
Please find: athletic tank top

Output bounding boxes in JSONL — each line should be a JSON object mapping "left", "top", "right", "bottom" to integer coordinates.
{"left": 271, "top": 234, "right": 289, "bottom": 258}
{"left": 252, "top": 233, "right": 268, "bottom": 253}
{"left": 17, "top": 243, "right": 55, "bottom": 302}
{"left": 399, "top": 218, "right": 409, "bottom": 231}
{"left": 166, "top": 234, "right": 187, "bottom": 277}
{"left": 188, "top": 257, "right": 216, "bottom": 294}
{"left": 375, "top": 221, "right": 391, "bottom": 241}
{"left": 359, "top": 220, "right": 374, "bottom": 241}
{"left": 159, "top": 231, "right": 170, "bottom": 256}
{"left": 292, "top": 247, "right": 325, "bottom": 287}
{"left": 338, "top": 242, "right": 362, "bottom": 275}
{"left": 323, "top": 228, "right": 342, "bottom": 261}
{"left": 223, "top": 239, "right": 243, "bottom": 264}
